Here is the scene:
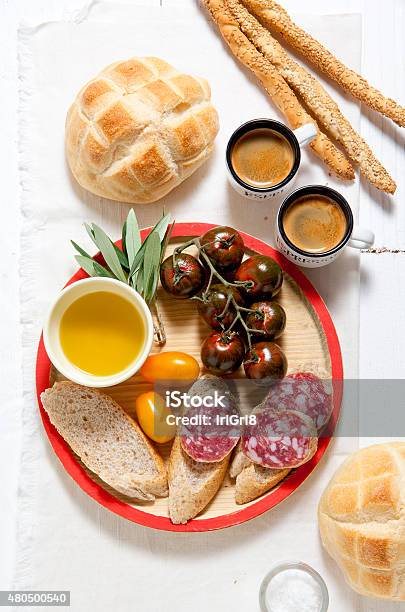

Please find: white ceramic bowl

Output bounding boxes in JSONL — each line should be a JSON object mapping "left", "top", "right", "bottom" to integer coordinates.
{"left": 43, "top": 277, "right": 154, "bottom": 388}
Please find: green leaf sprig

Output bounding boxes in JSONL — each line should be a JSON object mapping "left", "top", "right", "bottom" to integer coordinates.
{"left": 71, "top": 209, "right": 173, "bottom": 305}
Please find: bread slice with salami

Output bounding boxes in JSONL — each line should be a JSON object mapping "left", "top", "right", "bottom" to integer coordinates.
{"left": 230, "top": 365, "right": 331, "bottom": 504}
{"left": 180, "top": 376, "right": 240, "bottom": 463}
{"left": 168, "top": 437, "right": 230, "bottom": 524}
{"left": 230, "top": 442, "right": 290, "bottom": 504}
{"left": 168, "top": 376, "right": 238, "bottom": 523}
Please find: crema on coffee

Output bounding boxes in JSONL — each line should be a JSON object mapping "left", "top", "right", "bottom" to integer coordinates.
{"left": 231, "top": 128, "right": 295, "bottom": 188}
{"left": 283, "top": 195, "right": 348, "bottom": 254}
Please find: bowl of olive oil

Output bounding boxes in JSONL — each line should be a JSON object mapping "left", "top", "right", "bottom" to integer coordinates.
{"left": 43, "top": 278, "right": 153, "bottom": 387}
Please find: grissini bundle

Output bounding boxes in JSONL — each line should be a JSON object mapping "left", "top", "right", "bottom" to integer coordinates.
{"left": 240, "top": 0, "right": 405, "bottom": 128}
{"left": 226, "top": 0, "right": 396, "bottom": 193}
{"left": 204, "top": 0, "right": 354, "bottom": 180}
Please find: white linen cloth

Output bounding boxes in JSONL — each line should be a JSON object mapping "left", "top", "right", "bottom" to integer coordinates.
{"left": 14, "top": 2, "right": 375, "bottom": 610}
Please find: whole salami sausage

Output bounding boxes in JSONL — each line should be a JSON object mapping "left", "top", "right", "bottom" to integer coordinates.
{"left": 265, "top": 371, "right": 333, "bottom": 431}
{"left": 241, "top": 408, "right": 318, "bottom": 469}
{"left": 180, "top": 376, "right": 240, "bottom": 463}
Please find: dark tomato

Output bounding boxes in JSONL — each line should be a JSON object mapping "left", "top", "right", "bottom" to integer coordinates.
{"left": 235, "top": 255, "right": 283, "bottom": 302}
{"left": 201, "top": 332, "right": 245, "bottom": 376}
{"left": 245, "top": 301, "right": 287, "bottom": 340}
{"left": 243, "top": 342, "right": 288, "bottom": 386}
{"left": 201, "top": 226, "right": 244, "bottom": 273}
{"left": 198, "top": 285, "right": 244, "bottom": 330}
{"left": 160, "top": 254, "right": 205, "bottom": 299}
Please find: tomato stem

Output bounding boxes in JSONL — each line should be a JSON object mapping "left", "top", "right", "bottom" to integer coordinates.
{"left": 173, "top": 236, "right": 261, "bottom": 351}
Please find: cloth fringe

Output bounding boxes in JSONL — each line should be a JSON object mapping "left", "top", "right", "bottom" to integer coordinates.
{"left": 13, "top": 25, "right": 43, "bottom": 593}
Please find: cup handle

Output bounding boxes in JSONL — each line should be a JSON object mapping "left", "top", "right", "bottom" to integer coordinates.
{"left": 293, "top": 123, "right": 318, "bottom": 147}
{"left": 348, "top": 226, "right": 375, "bottom": 250}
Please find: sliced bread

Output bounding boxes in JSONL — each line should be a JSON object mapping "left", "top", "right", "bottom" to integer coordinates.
{"left": 229, "top": 441, "right": 251, "bottom": 478}
{"left": 168, "top": 437, "right": 230, "bottom": 524}
{"left": 168, "top": 375, "right": 236, "bottom": 524}
{"left": 41, "top": 381, "right": 168, "bottom": 501}
{"left": 235, "top": 463, "right": 291, "bottom": 505}
{"left": 230, "top": 443, "right": 290, "bottom": 504}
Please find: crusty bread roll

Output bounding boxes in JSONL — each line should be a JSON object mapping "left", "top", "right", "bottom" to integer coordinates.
{"left": 319, "top": 443, "right": 405, "bottom": 601}
{"left": 66, "top": 56, "right": 219, "bottom": 204}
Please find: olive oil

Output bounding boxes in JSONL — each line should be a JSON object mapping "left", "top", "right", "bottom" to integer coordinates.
{"left": 60, "top": 291, "right": 145, "bottom": 376}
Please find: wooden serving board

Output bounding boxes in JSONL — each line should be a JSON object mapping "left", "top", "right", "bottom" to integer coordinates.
{"left": 36, "top": 223, "right": 343, "bottom": 532}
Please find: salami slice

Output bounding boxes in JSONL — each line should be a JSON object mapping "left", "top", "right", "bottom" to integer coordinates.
{"left": 180, "top": 377, "right": 240, "bottom": 463}
{"left": 265, "top": 372, "right": 333, "bottom": 431}
{"left": 241, "top": 408, "right": 318, "bottom": 469}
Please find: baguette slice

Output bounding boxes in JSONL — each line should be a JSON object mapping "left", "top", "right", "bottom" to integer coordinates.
{"left": 41, "top": 381, "right": 168, "bottom": 501}
{"left": 235, "top": 462, "right": 290, "bottom": 504}
{"left": 168, "top": 437, "right": 230, "bottom": 524}
{"left": 230, "top": 441, "right": 290, "bottom": 504}
{"left": 229, "top": 441, "right": 251, "bottom": 478}
{"left": 168, "top": 374, "right": 238, "bottom": 524}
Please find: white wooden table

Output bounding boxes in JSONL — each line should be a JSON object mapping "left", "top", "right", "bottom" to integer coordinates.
{"left": 1, "top": 0, "right": 404, "bottom": 610}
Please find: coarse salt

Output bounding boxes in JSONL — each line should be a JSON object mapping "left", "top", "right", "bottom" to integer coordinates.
{"left": 265, "top": 569, "right": 323, "bottom": 612}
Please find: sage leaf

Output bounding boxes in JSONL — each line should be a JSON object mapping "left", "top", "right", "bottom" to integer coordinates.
{"left": 136, "top": 266, "right": 144, "bottom": 294}
{"left": 129, "top": 247, "right": 145, "bottom": 279}
{"left": 128, "top": 212, "right": 172, "bottom": 280}
{"left": 112, "top": 242, "right": 129, "bottom": 271}
{"left": 84, "top": 222, "right": 95, "bottom": 242}
{"left": 75, "top": 255, "right": 114, "bottom": 279}
{"left": 125, "top": 209, "right": 141, "bottom": 268}
{"left": 160, "top": 221, "right": 174, "bottom": 264}
{"left": 93, "top": 260, "right": 115, "bottom": 278}
{"left": 92, "top": 223, "right": 127, "bottom": 283}
{"left": 121, "top": 220, "right": 127, "bottom": 257}
{"left": 71, "top": 240, "right": 92, "bottom": 259}
{"left": 143, "top": 231, "right": 161, "bottom": 303}
{"left": 73, "top": 212, "right": 173, "bottom": 304}
{"left": 83, "top": 223, "right": 128, "bottom": 270}
{"left": 153, "top": 212, "right": 172, "bottom": 242}
{"left": 75, "top": 255, "right": 96, "bottom": 277}
{"left": 147, "top": 266, "right": 159, "bottom": 303}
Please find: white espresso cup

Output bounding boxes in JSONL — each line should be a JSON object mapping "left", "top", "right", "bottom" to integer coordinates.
{"left": 275, "top": 186, "right": 375, "bottom": 268}
{"left": 226, "top": 119, "right": 317, "bottom": 200}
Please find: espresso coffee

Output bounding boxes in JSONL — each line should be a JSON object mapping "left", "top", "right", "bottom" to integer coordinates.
{"left": 283, "top": 195, "right": 348, "bottom": 254}
{"left": 231, "top": 128, "right": 295, "bottom": 188}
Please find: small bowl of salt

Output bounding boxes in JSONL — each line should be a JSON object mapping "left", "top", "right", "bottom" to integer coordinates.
{"left": 259, "top": 561, "right": 329, "bottom": 612}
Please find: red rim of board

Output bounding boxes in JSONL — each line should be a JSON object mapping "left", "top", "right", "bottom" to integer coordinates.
{"left": 36, "top": 222, "right": 343, "bottom": 532}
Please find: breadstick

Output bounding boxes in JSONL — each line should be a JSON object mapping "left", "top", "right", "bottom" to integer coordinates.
{"left": 203, "top": 0, "right": 354, "bottom": 180}
{"left": 240, "top": 0, "right": 405, "bottom": 128}
{"left": 226, "top": 0, "right": 396, "bottom": 194}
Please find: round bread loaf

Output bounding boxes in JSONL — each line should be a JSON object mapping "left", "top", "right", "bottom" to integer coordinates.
{"left": 65, "top": 56, "right": 219, "bottom": 203}
{"left": 318, "top": 443, "right": 405, "bottom": 601}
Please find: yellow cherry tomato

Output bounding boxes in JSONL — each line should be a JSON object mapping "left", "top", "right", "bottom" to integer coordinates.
{"left": 139, "top": 351, "right": 200, "bottom": 383}
{"left": 135, "top": 391, "right": 176, "bottom": 444}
